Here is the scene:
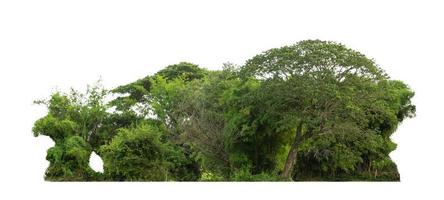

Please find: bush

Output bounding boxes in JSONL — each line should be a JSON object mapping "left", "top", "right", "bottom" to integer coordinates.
{"left": 100, "top": 124, "right": 170, "bottom": 181}
{"left": 232, "top": 168, "right": 280, "bottom": 181}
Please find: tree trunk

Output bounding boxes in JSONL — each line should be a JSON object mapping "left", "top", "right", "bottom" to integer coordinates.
{"left": 281, "top": 122, "right": 303, "bottom": 180}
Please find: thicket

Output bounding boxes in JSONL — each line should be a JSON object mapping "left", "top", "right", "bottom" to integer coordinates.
{"left": 33, "top": 40, "right": 415, "bottom": 181}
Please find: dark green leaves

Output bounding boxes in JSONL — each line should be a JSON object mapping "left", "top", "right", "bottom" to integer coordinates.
{"left": 156, "top": 62, "right": 206, "bottom": 82}
{"left": 241, "top": 40, "right": 385, "bottom": 81}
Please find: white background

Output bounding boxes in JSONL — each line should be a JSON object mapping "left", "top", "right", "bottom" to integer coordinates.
{"left": 0, "top": 0, "right": 443, "bottom": 199}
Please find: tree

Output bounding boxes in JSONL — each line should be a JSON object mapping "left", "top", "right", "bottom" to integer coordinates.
{"left": 179, "top": 65, "right": 286, "bottom": 180}
{"left": 149, "top": 75, "right": 203, "bottom": 181}
{"left": 240, "top": 40, "right": 415, "bottom": 180}
{"left": 156, "top": 62, "right": 206, "bottom": 82}
{"left": 179, "top": 68, "right": 241, "bottom": 178}
{"left": 33, "top": 83, "right": 109, "bottom": 180}
{"left": 107, "top": 63, "right": 208, "bottom": 181}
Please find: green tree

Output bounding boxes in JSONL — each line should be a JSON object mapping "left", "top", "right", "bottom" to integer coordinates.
{"left": 156, "top": 62, "right": 206, "bottom": 81}
{"left": 178, "top": 65, "right": 285, "bottom": 180}
{"left": 178, "top": 68, "right": 241, "bottom": 179}
{"left": 33, "top": 83, "right": 109, "bottom": 180}
{"left": 240, "top": 40, "right": 415, "bottom": 180}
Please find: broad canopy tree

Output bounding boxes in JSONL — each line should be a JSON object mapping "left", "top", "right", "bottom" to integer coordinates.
{"left": 239, "top": 40, "right": 415, "bottom": 180}
{"left": 33, "top": 40, "right": 415, "bottom": 181}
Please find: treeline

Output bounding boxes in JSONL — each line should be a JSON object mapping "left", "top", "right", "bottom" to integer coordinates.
{"left": 33, "top": 40, "right": 415, "bottom": 181}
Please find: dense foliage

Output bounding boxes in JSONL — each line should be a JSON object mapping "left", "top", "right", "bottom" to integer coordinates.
{"left": 33, "top": 40, "right": 415, "bottom": 181}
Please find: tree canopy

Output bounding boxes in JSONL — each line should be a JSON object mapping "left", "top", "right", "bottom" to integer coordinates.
{"left": 33, "top": 40, "right": 415, "bottom": 181}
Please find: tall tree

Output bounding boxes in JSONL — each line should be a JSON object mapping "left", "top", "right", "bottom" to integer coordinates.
{"left": 240, "top": 40, "right": 415, "bottom": 180}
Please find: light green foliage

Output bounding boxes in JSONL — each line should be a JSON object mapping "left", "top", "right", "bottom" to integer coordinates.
{"left": 33, "top": 114, "right": 77, "bottom": 143}
{"left": 200, "top": 171, "right": 225, "bottom": 181}
{"left": 150, "top": 76, "right": 188, "bottom": 130}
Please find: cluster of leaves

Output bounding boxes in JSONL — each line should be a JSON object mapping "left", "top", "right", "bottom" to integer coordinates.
{"left": 33, "top": 40, "right": 415, "bottom": 181}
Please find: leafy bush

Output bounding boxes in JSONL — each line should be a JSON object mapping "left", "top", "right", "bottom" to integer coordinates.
{"left": 99, "top": 124, "right": 171, "bottom": 181}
